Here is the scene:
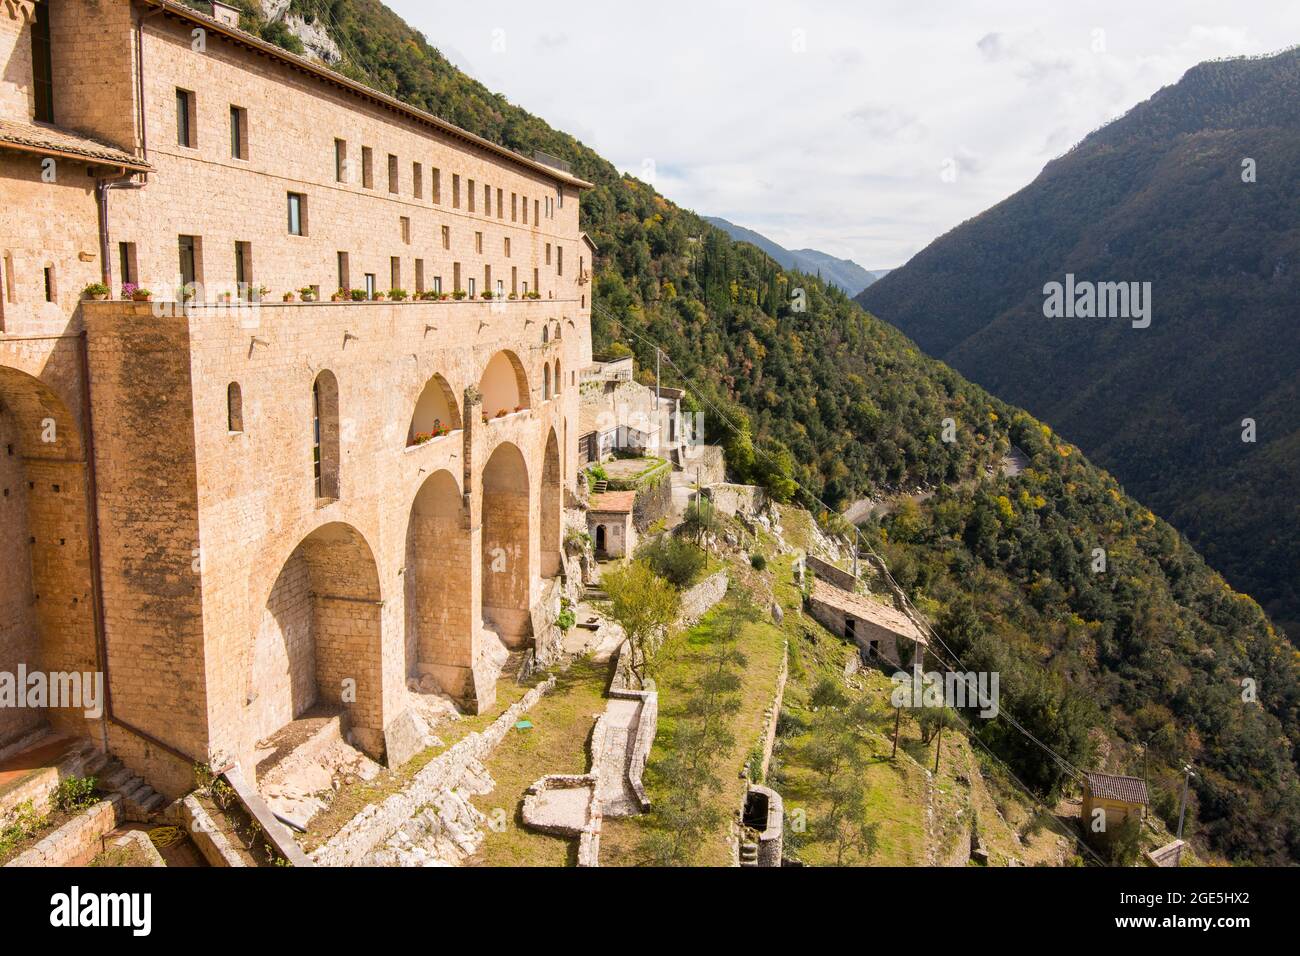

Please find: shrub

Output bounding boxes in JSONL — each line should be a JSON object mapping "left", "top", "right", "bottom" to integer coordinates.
{"left": 388, "top": 288, "right": 408, "bottom": 301}
{"left": 638, "top": 536, "right": 706, "bottom": 588}
{"left": 750, "top": 553, "right": 767, "bottom": 571}
{"left": 53, "top": 776, "right": 98, "bottom": 813}
{"left": 349, "top": 288, "right": 368, "bottom": 301}
{"left": 82, "top": 282, "right": 110, "bottom": 299}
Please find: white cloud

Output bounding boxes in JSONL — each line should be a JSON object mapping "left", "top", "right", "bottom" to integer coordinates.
{"left": 389, "top": 0, "right": 1300, "bottom": 269}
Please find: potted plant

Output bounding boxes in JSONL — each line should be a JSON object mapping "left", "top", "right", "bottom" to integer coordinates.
{"left": 347, "top": 288, "right": 366, "bottom": 301}
{"left": 217, "top": 290, "right": 233, "bottom": 304}
{"left": 131, "top": 287, "right": 153, "bottom": 302}
{"left": 508, "top": 291, "right": 518, "bottom": 300}
{"left": 372, "top": 290, "right": 387, "bottom": 301}
{"left": 82, "top": 282, "right": 110, "bottom": 301}
{"left": 331, "top": 288, "right": 347, "bottom": 302}
{"left": 411, "top": 431, "right": 432, "bottom": 445}
{"left": 299, "top": 287, "right": 317, "bottom": 302}
{"left": 389, "top": 288, "right": 408, "bottom": 301}
{"left": 282, "top": 291, "right": 296, "bottom": 302}
{"left": 481, "top": 290, "right": 494, "bottom": 300}
{"left": 496, "top": 408, "right": 508, "bottom": 419}
{"left": 120, "top": 282, "right": 137, "bottom": 300}
{"left": 451, "top": 289, "right": 467, "bottom": 300}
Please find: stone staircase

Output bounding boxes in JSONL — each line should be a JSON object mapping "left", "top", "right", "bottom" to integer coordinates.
{"left": 591, "top": 479, "right": 608, "bottom": 494}
{"left": 739, "top": 840, "right": 759, "bottom": 866}
{"left": 80, "top": 746, "right": 169, "bottom": 819}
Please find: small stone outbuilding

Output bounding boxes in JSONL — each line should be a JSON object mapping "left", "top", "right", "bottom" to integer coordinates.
{"left": 588, "top": 491, "right": 636, "bottom": 559}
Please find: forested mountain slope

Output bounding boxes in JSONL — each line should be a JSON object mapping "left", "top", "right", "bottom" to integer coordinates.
{"left": 208, "top": 1, "right": 1300, "bottom": 863}
{"left": 858, "top": 48, "right": 1300, "bottom": 643}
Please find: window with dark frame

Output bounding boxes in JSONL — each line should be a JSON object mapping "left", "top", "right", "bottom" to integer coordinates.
{"left": 31, "top": 0, "right": 53, "bottom": 123}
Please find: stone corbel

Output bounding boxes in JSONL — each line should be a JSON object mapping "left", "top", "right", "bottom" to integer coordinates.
{"left": 4, "top": 0, "right": 35, "bottom": 23}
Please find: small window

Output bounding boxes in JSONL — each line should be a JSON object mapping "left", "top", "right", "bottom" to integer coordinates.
{"left": 118, "top": 242, "right": 137, "bottom": 286}
{"left": 468, "top": 277, "right": 476, "bottom": 298}
{"left": 534, "top": 199, "right": 540, "bottom": 224}
{"left": 337, "top": 251, "right": 350, "bottom": 291}
{"left": 400, "top": 216, "right": 411, "bottom": 244}
{"left": 432, "top": 276, "right": 442, "bottom": 294}
{"left": 31, "top": 0, "right": 53, "bottom": 123}
{"left": 545, "top": 243, "right": 551, "bottom": 265}
{"left": 287, "top": 193, "right": 307, "bottom": 236}
{"left": 178, "top": 235, "right": 201, "bottom": 287}
{"left": 504, "top": 237, "right": 511, "bottom": 258}
{"left": 42, "top": 265, "right": 55, "bottom": 303}
{"left": 496, "top": 187, "right": 503, "bottom": 219}
{"left": 229, "top": 105, "right": 248, "bottom": 160}
{"left": 364, "top": 273, "right": 376, "bottom": 299}
{"left": 543, "top": 365, "right": 551, "bottom": 400}
{"left": 390, "top": 257, "right": 401, "bottom": 290}
{"left": 431, "top": 167, "right": 441, "bottom": 203}
{"left": 176, "top": 89, "right": 196, "bottom": 148}
{"left": 475, "top": 232, "right": 483, "bottom": 254}
{"left": 557, "top": 246, "right": 563, "bottom": 276}
{"left": 3, "top": 252, "right": 15, "bottom": 303}
{"left": 453, "top": 262, "right": 461, "bottom": 291}
{"left": 415, "top": 259, "right": 424, "bottom": 294}
{"left": 335, "top": 139, "right": 348, "bottom": 182}
{"left": 495, "top": 279, "right": 503, "bottom": 298}
{"left": 483, "top": 183, "right": 491, "bottom": 217}
{"left": 441, "top": 225, "right": 450, "bottom": 250}
{"left": 557, "top": 186, "right": 564, "bottom": 209}
{"left": 468, "top": 179, "right": 476, "bottom": 212}
{"left": 234, "top": 241, "right": 251, "bottom": 296}
{"left": 452, "top": 173, "right": 460, "bottom": 208}
{"left": 511, "top": 193, "right": 518, "bottom": 222}
{"left": 413, "top": 162, "right": 422, "bottom": 199}
{"left": 511, "top": 265, "right": 517, "bottom": 295}
{"left": 227, "top": 382, "right": 243, "bottom": 432}
{"left": 388, "top": 153, "right": 399, "bottom": 194}
{"left": 522, "top": 196, "right": 529, "bottom": 224}
{"left": 361, "top": 147, "right": 373, "bottom": 188}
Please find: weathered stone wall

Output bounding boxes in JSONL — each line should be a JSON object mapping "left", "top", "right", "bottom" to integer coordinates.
{"left": 806, "top": 554, "right": 858, "bottom": 593}
{"left": 706, "top": 482, "right": 766, "bottom": 518}
{"left": 680, "top": 570, "right": 729, "bottom": 623}
{"left": 4, "top": 795, "right": 121, "bottom": 868}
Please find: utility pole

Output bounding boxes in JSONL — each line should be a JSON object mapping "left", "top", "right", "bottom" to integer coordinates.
{"left": 891, "top": 705, "right": 901, "bottom": 760}
{"left": 933, "top": 720, "right": 943, "bottom": 774}
{"left": 1176, "top": 763, "right": 1196, "bottom": 840}
{"left": 655, "top": 346, "right": 660, "bottom": 401}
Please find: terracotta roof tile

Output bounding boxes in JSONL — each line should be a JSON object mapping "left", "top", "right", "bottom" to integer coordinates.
{"left": 1084, "top": 771, "right": 1149, "bottom": 805}
{"left": 809, "top": 578, "right": 926, "bottom": 643}
{"left": 589, "top": 490, "right": 636, "bottom": 513}
{"left": 0, "top": 119, "right": 149, "bottom": 170}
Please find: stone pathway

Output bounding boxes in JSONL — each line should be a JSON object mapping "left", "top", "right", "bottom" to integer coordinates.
{"left": 596, "top": 697, "right": 642, "bottom": 816}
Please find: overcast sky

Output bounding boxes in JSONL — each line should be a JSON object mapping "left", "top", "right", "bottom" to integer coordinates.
{"left": 389, "top": 1, "right": 1300, "bottom": 270}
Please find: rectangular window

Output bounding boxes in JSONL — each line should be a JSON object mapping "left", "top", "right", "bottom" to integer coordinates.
{"left": 484, "top": 264, "right": 491, "bottom": 292}
{"left": 511, "top": 266, "right": 517, "bottom": 295}
{"left": 557, "top": 186, "right": 564, "bottom": 209}
{"left": 432, "top": 276, "right": 442, "bottom": 294}
{"left": 496, "top": 279, "right": 503, "bottom": 298}
{"left": 483, "top": 183, "right": 491, "bottom": 217}
{"left": 176, "top": 89, "right": 195, "bottom": 148}
{"left": 533, "top": 267, "right": 539, "bottom": 292}
{"left": 415, "top": 259, "right": 424, "bottom": 294}
{"left": 496, "top": 187, "right": 503, "bottom": 219}
{"left": 178, "top": 235, "right": 199, "bottom": 287}
{"left": 534, "top": 199, "right": 540, "bottom": 225}
{"left": 453, "top": 261, "right": 461, "bottom": 292}
{"left": 364, "top": 273, "right": 376, "bottom": 299}
{"left": 31, "top": 0, "right": 53, "bottom": 122}
{"left": 287, "top": 192, "right": 306, "bottom": 236}
{"left": 441, "top": 225, "right": 450, "bottom": 250}
{"left": 468, "top": 179, "right": 476, "bottom": 212}
{"left": 388, "top": 153, "right": 399, "bottom": 194}
{"left": 504, "top": 237, "right": 511, "bottom": 258}
{"left": 335, "top": 139, "right": 348, "bottom": 182}
{"left": 234, "top": 241, "right": 251, "bottom": 294}
{"left": 43, "top": 266, "right": 54, "bottom": 303}
{"left": 511, "top": 193, "right": 518, "bottom": 222}
{"left": 118, "top": 242, "right": 136, "bottom": 286}
{"left": 545, "top": 243, "right": 551, "bottom": 265}
{"left": 390, "top": 256, "right": 401, "bottom": 290}
{"left": 337, "top": 251, "right": 350, "bottom": 291}
{"left": 432, "top": 167, "right": 441, "bottom": 203}
{"left": 229, "top": 105, "right": 248, "bottom": 160}
{"left": 557, "top": 245, "right": 563, "bottom": 276}
{"left": 468, "top": 277, "right": 476, "bottom": 297}
{"left": 362, "top": 147, "right": 373, "bottom": 188}
{"left": 400, "top": 216, "right": 411, "bottom": 244}
{"left": 475, "top": 232, "right": 483, "bottom": 254}
{"left": 452, "top": 173, "right": 460, "bottom": 208}
{"left": 522, "top": 196, "right": 528, "bottom": 225}
{"left": 413, "top": 162, "right": 422, "bottom": 199}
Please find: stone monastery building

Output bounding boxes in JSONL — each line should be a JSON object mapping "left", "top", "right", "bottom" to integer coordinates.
{"left": 0, "top": 0, "right": 596, "bottom": 796}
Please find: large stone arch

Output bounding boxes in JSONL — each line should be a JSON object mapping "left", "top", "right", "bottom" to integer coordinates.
{"left": 480, "top": 441, "right": 532, "bottom": 647}
{"left": 541, "top": 429, "right": 562, "bottom": 577}
{"left": 249, "top": 521, "right": 385, "bottom": 760}
{"left": 404, "top": 468, "right": 475, "bottom": 700}
{"left": 408, "top": 373, "right": 461, "bottom": 445}
{"left": 0, "top": 364, "right": 97, "bottom": 748}
{"left": 478, "top": 350, "right": 529, "bottom": 419}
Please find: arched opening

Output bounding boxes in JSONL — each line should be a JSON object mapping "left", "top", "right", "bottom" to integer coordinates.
{"left": 554, "top": 359, "right": 562, "bottom": 396}
{"left": 480, "top": 441, "right": 532, "bottom": 647}
{"left": 408, "top": 373, "right": 460, "bottom": 446}
{"left": 250, "top": 521, "right": 385, "bottom": 759}
{"left": 541, "top": 429, "right": 562, "bottom": 577}
{"left": 542, "top": 325, "right": 549, "bottom": 344}
{"left": 405, "top": 469, "right": 474, "bottom": 701}
{"left": 227, "top": 382, "right": 243, "bottom": 433}
{"left": 312, "top": 370, "right": 339, "bottom": 499}
{"left": 543, "top": 364, "right": 551, "bottom": 401}
{"left": 478, "top": 350, "right": 528, "bottom": 420}
{"left": 0, "top": 365, "right": 96, "bottom": 748}
{"left": 595, "top": 524, "right": 607, "bottom": 554}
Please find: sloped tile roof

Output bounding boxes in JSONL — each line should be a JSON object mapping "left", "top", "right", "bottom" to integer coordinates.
{"left": 0, "top": 119, "right": 149, "bottom": 170}
{"left": 589, "top": 490, "right": 636, "bottom": 513}
{"left": 809, "top": 578, "right": 926, "bottom": 643}
{"left": 1084, "top": 771, "right": 1150, "bottom": 805}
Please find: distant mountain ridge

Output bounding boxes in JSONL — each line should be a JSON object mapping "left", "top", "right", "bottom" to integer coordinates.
{"left": 858, "top": 46, "right": 1300, "bottom": 642}
{"left": 705, "top": 216, "right": 887, "bottom": 295}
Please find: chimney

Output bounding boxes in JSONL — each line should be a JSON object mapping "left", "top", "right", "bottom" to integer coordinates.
{"left": 209, "top": 2, "right": 240, "bottom": 27}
